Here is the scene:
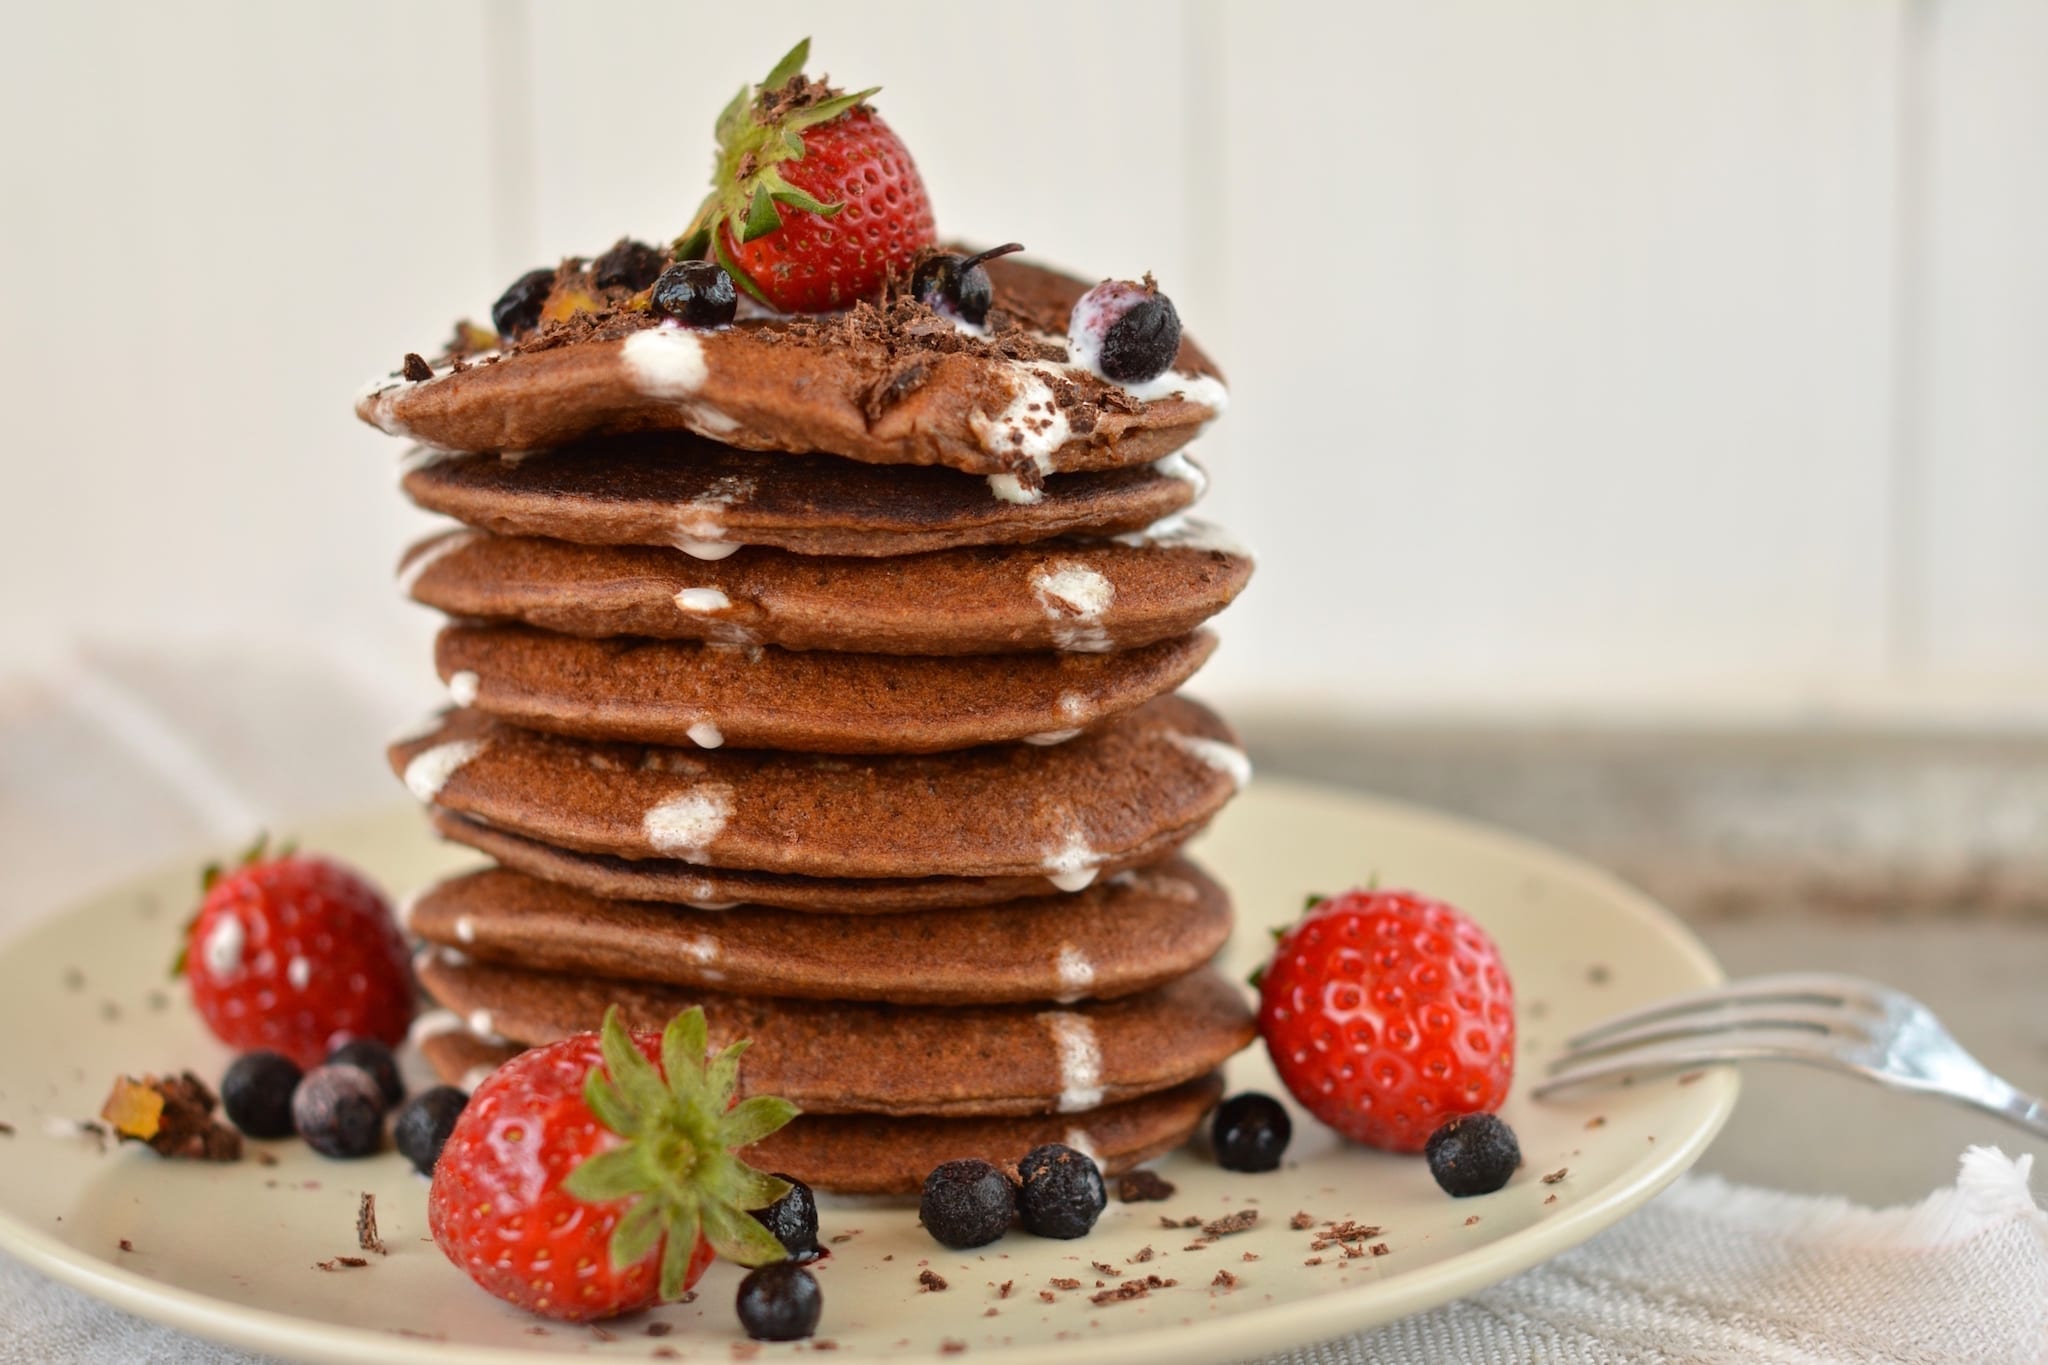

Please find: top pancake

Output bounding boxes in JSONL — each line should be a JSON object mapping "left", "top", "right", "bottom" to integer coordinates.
{"left": 400, "top": 438, "right": 1204, "bottom": 558}
{"left": 357, "top": 258, "right": 1226, "bottom": 475}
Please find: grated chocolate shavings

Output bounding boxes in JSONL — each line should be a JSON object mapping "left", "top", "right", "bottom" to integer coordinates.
{"left": 1116, "top": 1169, "right": 1176, "bottom": 1203}
{"left": 357, "top": 1192, "right": 386, "bottom": 1254}
{"left": 118, "top": 1239, "right": 134, "bottom": 1253}
{"left": 1202, "top": 1209, "right": 1259, "bottom": 1238}
{"left": 401, "top": 353, "right": 433, "bottom": 382}
{"left": 1289, "top": 1211, "right": 1315, "bottom": 1230}
{"left": 918, "top": 1269, "right": 947, "bottom": 1292}
{"left": 99, "top": 1073, "right": 240, "bottom": 1162}
{"left": 1370, "top": 1243, "right": 1390, "bottom": 1257}
{"left": 1159, "top": 1215, "right": 1202, "bottom": 1230}
{"left": 1089, "top": 1275, "right": 1175, "bottom": 1306}
{"left": 1211, "top": 1269, "right": 1238, "bottom": 1290}
{"left": 647, "top": 1322, "right": 673, "bottom": 1336}
{"left": 1543, "top": 1168, "right": 1569, "bottom": 1184}
{"left": 1129, "top": 1246, "right": 1155, "bottom": 1264}
{"left": 1049, "top": 1277, "right": 1081, "bottom": 1290}
{"left": 1091, "top": 1262, "right": 1121, "bottom": 1278}
{"left": 998, "top": 1280, "right": 1014, "bottom": 1299}
{"left": 316, "top": 1257, "right": 369, "bottom": 1270}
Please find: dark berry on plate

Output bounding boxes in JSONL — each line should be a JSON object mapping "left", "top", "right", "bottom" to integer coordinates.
{"left": 219, "top": 1050, "right": 302, "bottom": 1139}
{"left": 293, "top": 1064, "right": 385, "bottom": 1159}
{"left": 491, "top": 267, "right": 557, "bottom": 339}
{"left": 735, "top": 1260, "right": 823, "bottom": 1342}
{"left": 919, "top": 1158, "right": 1015, "bottom": 1249}
{"left": 1015, "top": 1142, "right": 1106, "bottom": 1239}
{"left": 750, "top": 1172, "right": 820, "bottom": 1259}
{"left": 651, "top": 261, "right": 738, "bottom": 328}
{"left": 1425, "top": 1112, "right": 1521, "bottom": 1197}
{"left": 1212, "top": 1091, "right": 1292, "bottom": 1173}
{"left": 592, "top": 237, "right": 667, "bottom": 291}
{"left": 326, "top": 1038, "right": 404, "bottom": 1108}
{"left": 910, "top": 242, "right": 1024, "bottom": 327}
{"left": 1068, "top": 278, "right": 1182, "bottom": 385}
{"left": 393, "top": 1085, "right": 468, "bottom": 1175}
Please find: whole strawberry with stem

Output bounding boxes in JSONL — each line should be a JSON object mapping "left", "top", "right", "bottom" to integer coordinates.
{"left": 676, "top": 38, "right": 935, "bottom": 312}
{"left": 1256, "top": 889, "right": 1515, "bottom": 1153}
{"left": 177, "top": 838, "right": 411, "bottom": 1070}
{"left": 429, "top": 1005, "right": 798, "bottom": 1322}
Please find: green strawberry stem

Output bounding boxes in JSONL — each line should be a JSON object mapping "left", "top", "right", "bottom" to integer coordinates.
{"left": 674, "top": 37, "right": 879, "bottom": 306}
{"left": 561, "top": 1006, "right": 798, "bottom": 1299}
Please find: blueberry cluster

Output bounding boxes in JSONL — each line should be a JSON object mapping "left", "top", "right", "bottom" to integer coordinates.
{"left": 218, "top": 1040, "right": 467, "bottom": 1170}
{"left": 917, "top": 1141, "right": 1109, "bottom": 1250}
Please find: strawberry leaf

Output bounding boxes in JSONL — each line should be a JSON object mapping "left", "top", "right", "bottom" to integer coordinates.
{"left": 584, "top": 1070, "right": 636, "bottom": 1137}
{"left": 657, "top": 1202, "right": 703, "bottom": 1301}
{"left": 704, "top": 1038, "right": 749, "bottom": 1109}
{"left": 561, "top": 1146, "right": 649, "bottom": 1204}
{"left": 720, "top": 1163, "right": 791, "bottom": 1213}
{"left": 600, "top": 1007, "right": 668, "bottom": 1115}
{"left": 701, "top": 1196, "right": 788, "bottom": 1267}
{"left": 660, "top": 1007, "right": 710, "bottom": 1102}
{"left": 759, "top": 38, "right": 811, "bottom": 93}
{"left": 608, "top": 1196, "right": 665, "bottom": 1270}
{"left": 719, "top": 1094, "right": 798, "bottom": 1149}
{"left": 783, "top": 88, "right": 878, "bottom": 133}
{"left": 713, "top": 232, "right": 774, "bottom": 308}
{"left": 740, "top": 185, "right": 781, "bottom": 243}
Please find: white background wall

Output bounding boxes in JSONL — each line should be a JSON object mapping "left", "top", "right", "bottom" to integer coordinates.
{"left": 2, "top": 0, "right": 2042, "bottom": 724}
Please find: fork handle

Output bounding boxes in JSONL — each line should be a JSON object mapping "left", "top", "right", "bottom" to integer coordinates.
{"left": 1982, "top": 1089, "right": 2048, "bottom": 1142}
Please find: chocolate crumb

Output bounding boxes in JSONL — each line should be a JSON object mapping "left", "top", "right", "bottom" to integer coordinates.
{"left": 733, "top": 1344, "right": 762, "bottom": 1361}
{"left": 1211, "top": 1269, "right": 1238, "bottom": 1290}
{"left": 1091, "top": 1261, "right": 1121, "bottom": 1278}
{"left": 998, "top": 1279, "right": 1014, "bottom": 1299}
{"left": 1304, "top": 1257, "right": 1322, "bottom": 1266}
{"left": 590, "top": 1325, "right": 616, "bottom": 1342}
{"left": 1586, "top": 1116, "right": 1607, "bottom": 1129}
{"left": 1464, "top": 1215, "right": 1481, "bottom": 1226}
{"left": 1588, "top": 965, "right": 1611, "bottom": 984}
{"left": 1159, "top": 1215, "right": 1202, "bottom": 1230}
{"left": 653, "top": 1351, "right": 678, "bottom": 1361}
{"left": 830, "top": 1233, "right": 855, "bottom": 1244}
{"left": 1289, "top": 1211, "right": 1315, "bottom": 1230}
{"left": 357, "top": 1192, "right": 386, "bottom": 1254}
{"left": 1545, "top": 1194, "right": 1558, "bottom": 1205}
{"left": 1129, "top": 1246, "right": 1155, "bottom": 1264}
{"left": 813, "top": 1343, "right": 839, "bottom": 1352}
{"left": 939, "top": 1342, "right": 967, "bottom": 1356}
{"left": 99, "top": 1072, "right": 240, "bottom": 1162}
{"left": 255, "top": 1149, "right": 278, "bottom": 1166}
{"left": 118, "top": 1239, "right": 134, "bottom": 1253}
{"left": 401, "top": 353, "right": 433, "bottom": 383}
{"left": 1038, "top": 1291, "right": 1056, "bottom": 1304}
{"left": 1242, "top": 1251, "right": 1259, "bottom": 1262}
{"left": 861, "top": 359, "right": 933, "bottom": 422}
{"left": 1369, "top": 1243, "right": 1390, "bottom": 1257}
{"left": 1089, "top": 1275, "right": 1176, "bottom": 1306}
{"left": 1678, "top": 1071, "right": 1706, "bottom": 1086}
{"left": 1202, "top": 1209, "right": 1259, "bottom": 1237}
{"left": 1543, "top": 1168, "right": 1569, "bottom": 1184}
{"left": 983, "top": 1307, "right": 998, "bottom": 1318}
{"left": 919, "top": 1269, "right": 948, "bottom": 1292}
{"left": 1049, "top": 1277, "right": 1081, "bottom": 1290}
{"left": 1116, "top": 1169, "right": 1176, "bottom": 1203}
{"left": 0, "top": 1121, "right": 13, "bottom": 1136}
{"left": 316, "top": 1257, "right": 369, "bottom": 1270}
{"left": 647, "top": 1322, "right": 673, "bottom": 1336}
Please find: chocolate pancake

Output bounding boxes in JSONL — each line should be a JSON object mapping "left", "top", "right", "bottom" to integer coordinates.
{"left": 388, "top": 694, "right": 1249, "bottom": 882}
{"left": 412, "top": 951, "right": 1255, "bottom": 1118}
{"left": 431, "top": 623, "right": 1214, "bottom": 753}
{"left": 427, "top": 809, "right": 1179, "bottom": 912}
{"left": 404, "top": 520, "right": 1252, "bottom": 656}
{"left": 418, "top": 1025, "right": 1222, "bottom": 1194}
{"left": 358, "top": 258, "right": 1225, "bottom": 475}
{"left": 407, "top": 861, "right": 1231, "bottom": 1005}
{"left": 399, "top": 440, "right": 1204, "bottom": 558}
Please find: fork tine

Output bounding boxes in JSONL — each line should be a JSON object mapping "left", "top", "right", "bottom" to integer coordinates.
{"left": 1565, "top": 973, "right": 1886, "bottom": 1049}
{"left": 1552, "top": 1001, "right": 1877, "bottom": 1062}
{"left": 1534, "top": 1028, "right": 1846, "bottom": 1098}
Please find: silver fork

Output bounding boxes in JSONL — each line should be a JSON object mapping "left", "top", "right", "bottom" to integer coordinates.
{"left": 1534, "top": 971, "right": 2048, "bottom": 1139}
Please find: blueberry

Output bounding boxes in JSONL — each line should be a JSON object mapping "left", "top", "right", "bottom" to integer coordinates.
{"left": 910, "top": 242, "right": 1024, "bottom": 328}
{"left": 918, "top": 1158, "right": 1015, "bottom": 1249}
{"left": 491, "top": 267, "right": 556, "bottom": 339}
{"left": 1068, "top": 279, "right": 1182, "bottom": 385}
{"left": 292, "top": 1065, "right": 385, "bottom": 1159}
{"left": 650, "top": 261, "right": 737, "bottom": 328}
{"left": 1016, "top": 1142, "right": 1105, "bottom": 1239}
{"left": 220, "top": 1051, "right": 302, "bottom": 1139}
{"left": 326, "top": 1039, "right": 404, "bottom": 1108}
{"left": 1211, "top": 1092, "right": 1291, "bottom": 1173}
{"left": 750, "top": 1172, "right": 820, "bottom": 1260}
{"left": 592, "top": 237, "right": 667, "bottom": 291}
{"left": 392, "top": 1085, "right": 468, "bottom": 1175}
{"left": 1425, "top": 1113, "right": 1521, "bottom": 1197}
{"left": 735, "top": 1260, "right": 823, "bottom": 1342}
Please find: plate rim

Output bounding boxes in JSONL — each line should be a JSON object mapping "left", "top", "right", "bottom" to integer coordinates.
{"left": 0, "top": 777, "right": 1739, "bottom": 1364}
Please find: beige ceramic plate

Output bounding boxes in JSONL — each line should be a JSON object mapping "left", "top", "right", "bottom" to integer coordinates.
{"left": 0, "top": 779, "right": 1734, "bottom": 1363}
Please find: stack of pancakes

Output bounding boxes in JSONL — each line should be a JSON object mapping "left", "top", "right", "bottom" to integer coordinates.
{"left": 358, "top": 255, "right": 1257, "bottom": 1192}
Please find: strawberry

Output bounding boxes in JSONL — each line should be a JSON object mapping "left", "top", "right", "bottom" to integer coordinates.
{"left": 677, "top": 38, "right": 935, "bottom": 312}
{"left": 1256, "top": 889, "right": 1515, "bottom": 1153}
{"left": 177, "top": 840, "right": 411, "bottom": 1070}
{"left": 429, "top": 1006, "right": 797, "bottom": 1322}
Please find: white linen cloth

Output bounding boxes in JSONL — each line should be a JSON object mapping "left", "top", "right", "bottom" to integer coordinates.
{"left": 3, "top": 652, "right": 2046, "bottom": 1362}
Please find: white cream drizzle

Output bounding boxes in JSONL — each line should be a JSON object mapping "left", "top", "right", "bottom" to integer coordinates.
{"left": 674, "top": 588, "right": 732, "bottom": 613}
{"left": 1024, "top": 728, "right": 1082, "bottom": 746}
{"left": 643, "top": 787, "right": 733, "bottom": 860}
{"left": 1170, "top": 733, "right": 1253, "bottom": 791}
{"left": 987, "top": 472, "right": 1044, "bottom": 505}
{"left": 403, "top": 739, "right": 484, "bottom": 803}
{"left": 447, "top": 670, "right": 480, "bottom": 707}
{"left": 686, "top": 720, "right": 725, "bottom": 750}
{"left": 395, "top": 530, "right": 478, "bottom": 597}
{"left": 1031, "top": 563, "right": 1116, "bottom": 653}
{"left": 621, "top": 326, "right": 709, "bottom": 398}
{"left": 1041, "top": 1012, "right": 1105, "bottom": 1113}
{"left": 1044, "top": 829, "right": 1102, "bottom": 893}
{"left": 1110, "top": 514, "right": 1252, "bottom": 558}
{"left": 407, "top": 1008, "right": 466, "bottom": 1047}
{"left": 1055, "top": 945, "right": 1096, "bottom": 1003}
